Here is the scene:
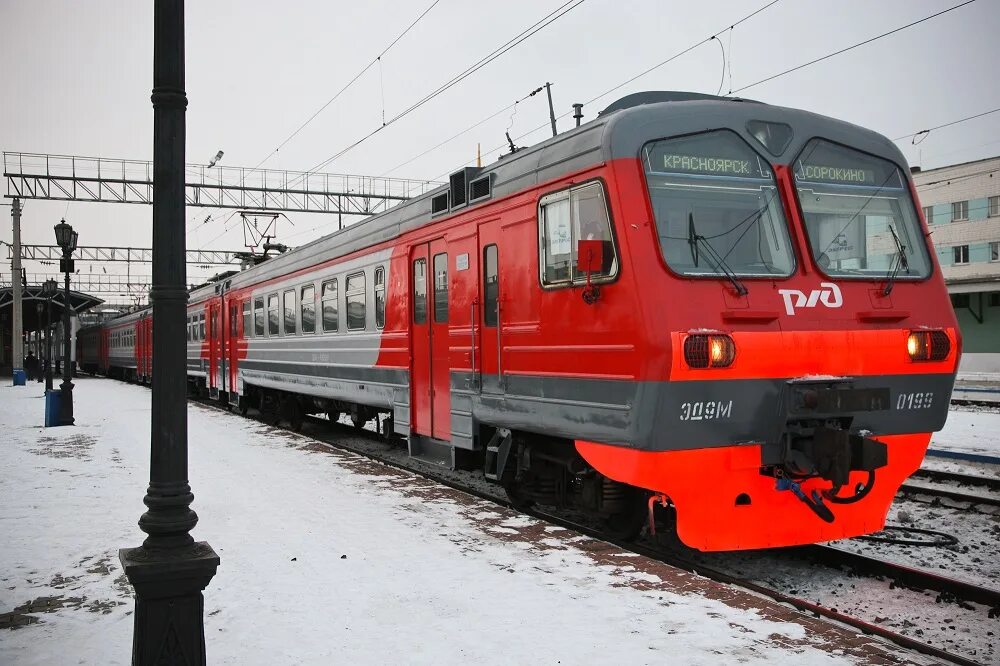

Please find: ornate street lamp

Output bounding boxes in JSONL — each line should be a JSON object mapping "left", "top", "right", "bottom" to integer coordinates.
{"left": 42, "top": 278, "right": 58, "bottom": 392}
{"left": 54, "top": 219, "right": 76, "bottom": 426}
{"left": 119, "top": 2, "right": 218, "bottom": 663}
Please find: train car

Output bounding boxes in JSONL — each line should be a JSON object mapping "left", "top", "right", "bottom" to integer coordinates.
{"left": 94, "top": 91, "right": 960, "bottom": 552}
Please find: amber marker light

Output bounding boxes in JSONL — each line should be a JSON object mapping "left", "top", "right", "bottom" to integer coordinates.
{"left": 684, "top": 334, "right": 736, "bottom": 369}
{"left": 906, "top": 330, "right": 951, "bottom": 362}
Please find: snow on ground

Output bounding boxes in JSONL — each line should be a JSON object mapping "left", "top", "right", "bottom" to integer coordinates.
{"left": 928, "top": 406, "right": 1000, "bottom": 458}
{"left": 2, "top": 378, "right": 876, "bottom": 666}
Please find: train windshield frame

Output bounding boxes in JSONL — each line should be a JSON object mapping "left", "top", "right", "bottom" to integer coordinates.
{"left": 791, "top": 138, "right": 931, "bottom": 280}
{"left": 641, "top": 129, "right": 796, "bottom": 279}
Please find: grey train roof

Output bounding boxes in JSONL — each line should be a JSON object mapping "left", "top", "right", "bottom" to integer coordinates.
{"left": 192, "top": 91, "right": 908, "bottom": 300}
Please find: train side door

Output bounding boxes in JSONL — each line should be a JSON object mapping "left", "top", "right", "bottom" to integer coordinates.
{"left": 478, "top": 220, "right": 504, "bottom": 395}
{"left": 146, "top": 316, "right": 153, "bottom": 381}
{"left": 227, "top": 300, "right": 240, "bottom": 402}
{"left": 410, "top": 239, "right": 452, "bottom": 439}
{"left": 208, "top": 302, "right": 221, "bottom": 397}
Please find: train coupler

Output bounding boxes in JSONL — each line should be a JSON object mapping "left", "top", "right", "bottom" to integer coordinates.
{"left": 647, "top": 493, "right": 670, "bottom": 535}
{"left": 775, "top": 477, "right": 835, "bottom": 523}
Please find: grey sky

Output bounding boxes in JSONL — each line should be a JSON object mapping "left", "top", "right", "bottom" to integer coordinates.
{"left": 2, "top": 0, "right": 998, "bottom": 290}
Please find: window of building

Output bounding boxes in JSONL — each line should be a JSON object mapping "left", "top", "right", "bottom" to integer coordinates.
{"left": 283, "top": 289, "right": 296, "bottom": 335}
{"left": 951, "top": 293, "right": 970, "bottom": 309}
{"left": 991, "top": 241, "right": 999, "bottom": 262}
{"left": 539, "top": 181, "right": 619, "bottom": 285}
{"left": 923, "top": 206, "right": 933, "bottom": 224}
{"left": 952, "top": 200, "right": 968, "bottom": 221}
{"left": 254, "top": 296, "right": 264, "bottom": 337}
{"left": 413, "top": 259, "right": 427, "bottom": 324}
{"left": 374, "top": 267, "right": 385, "bottom": 329}
{"left": 990, "top": 196, "right": 1000, "bottom": 218}
{"left": 321, "top": 279, "right": 338, "bottom": 332}
{"left": 199, "top": 313, "right": 205, "bottom": 340}
{"left": 483, "top": 245, "right": 498, "bottom": 327}
{"left": 242, "top": 301, "right": 251, "bottom": 337}
{"left": 433, "top": 253, "right": 448, "bottom": 323}
{"left": 301, "top": 285, "right": 315, "bottom": 333}
{"left": 953, "top": 245, "right": 970, "bottom": 264}
{"left": 346, "top": 273, "right": 366, "bottom": 331}
{"left": 267, "top": 294, "right": 279, "bottom": 336}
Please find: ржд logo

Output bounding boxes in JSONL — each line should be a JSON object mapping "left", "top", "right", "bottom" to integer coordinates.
{"left": 777, "top": 282, "right": 843, "bottom": 316}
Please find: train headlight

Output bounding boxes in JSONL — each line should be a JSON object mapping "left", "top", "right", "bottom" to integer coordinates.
{"left": 684, "top": 334, "right": 736, "bottom": 369}
{"left": 906, "top": 330, "right": 950, "bottom": 362}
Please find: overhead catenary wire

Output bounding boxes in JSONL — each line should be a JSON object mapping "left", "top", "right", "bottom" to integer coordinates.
{"left": 893, "top": 107, "right": 1000, "bottom": 142}
{"left": 731, "top": 0, "right": 977, "bottom": 93}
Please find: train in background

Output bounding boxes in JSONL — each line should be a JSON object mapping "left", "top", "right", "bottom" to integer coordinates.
{"left": 78, "top": 91, "right": 960, "bottom": 551}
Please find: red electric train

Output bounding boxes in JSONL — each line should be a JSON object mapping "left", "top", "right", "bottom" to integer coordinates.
{"left": 78, "top": 91, "right": 959, "bottom": 551}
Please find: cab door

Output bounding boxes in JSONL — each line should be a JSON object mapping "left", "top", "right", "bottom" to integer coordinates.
{"left": 410, "top": 244, "right": 432, "bottom": 435}
{"left": 227, "top": 300, "right": 240, "bottom": 403}
{"left": 478, "top": 220, "right": 504, "bottom": 395}
{"left": 208, "top": 301, "right": 221, "bottom": 397}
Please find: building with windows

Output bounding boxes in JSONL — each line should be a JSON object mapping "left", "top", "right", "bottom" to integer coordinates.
{"left": 913, "top": 155, "right": 1000, "bottom": 373}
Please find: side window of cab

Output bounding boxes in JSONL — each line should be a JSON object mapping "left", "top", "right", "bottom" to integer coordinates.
{"left": 538, "top": 181, "right": 618, "bottom": 287}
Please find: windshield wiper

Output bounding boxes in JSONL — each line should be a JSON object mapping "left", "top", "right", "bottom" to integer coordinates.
{"left": 882, "top": 223, "right": 910, "bottom": 296}
{"left": 688, "top": 212, "right": 749, "bottom": 296}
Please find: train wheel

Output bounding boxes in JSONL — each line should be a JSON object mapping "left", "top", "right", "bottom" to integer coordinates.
{"left": 501, "top": 478, "right": 535, "bottom": 511}
{"left": 326, "top": 410, "right": 342, "bottom": 426}
{"left": 601, "top": 488, "right": 647, "bottom": 541}
{"left": 281, "top": 398, "right": 304, "bottom": 432}
{"left": 239, "top": 399, "right": 249, "bottom": 417}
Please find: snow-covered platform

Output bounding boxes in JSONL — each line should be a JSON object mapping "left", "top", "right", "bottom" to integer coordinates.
{"left": 2, "top": 378, "right": 939, "bottom": 665}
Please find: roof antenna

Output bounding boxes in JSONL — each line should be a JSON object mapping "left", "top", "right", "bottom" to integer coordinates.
{"left": 573, "top": 103, "right": 584, "bottom": 127}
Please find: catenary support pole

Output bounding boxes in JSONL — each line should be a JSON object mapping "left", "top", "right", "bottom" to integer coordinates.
{"left": 119, "top": 1, "right": 219, "bottom": 664}
{"left": 545, "top": 82, "right": 557, "bottom": 137}
{"left": 11, "top": 197, "right": 23, "bottom": 380}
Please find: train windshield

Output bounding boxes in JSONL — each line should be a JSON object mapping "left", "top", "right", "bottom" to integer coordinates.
{"left": 793, "top": 139, "right": 930, "bottom": 279}
{"left": 642, "top": 130, "right": 795, "bottom": 278}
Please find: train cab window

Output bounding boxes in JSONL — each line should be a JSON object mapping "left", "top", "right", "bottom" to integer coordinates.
{"left": 539, "top": 182, "right": 617, "bottom": 286}
{"left": 242, "top": 301, "right": 251, "bottom": 337}
{"left": 301, "top": 285, "right": 316, "bottom": 334}
{"left": 283, "top": 289, "right": 296, "bottom": 335}
{"left": 199, "top": 314, "right": 206, "bottom": 340}
{"left": 267, "top": 294, "right": 279, "bottom": 336}
{"left": 374, "top": 268, "right": 385, "bottom": 329}
{"left": 483, "top": 245, "right": 498, "bottom": 327}
{"left": 346, "top": 273, "right": 366, "bottom": 331}
{"left": 433, "top": 253, "right": 448, "bottom": 322}
{"left": 642, "top": 130, "right": 794, "bottom": 278}
{"left": 412, "top": 259, "right": 427, "bottom": 324}
{"left": 254, "top": 297, "right": 264, "bottom": 337}
{"left": 792, "top": 138, "right": 931, "bottom": 279}
{"left": 321, "top": 279, "right": 338, "bottom": 332}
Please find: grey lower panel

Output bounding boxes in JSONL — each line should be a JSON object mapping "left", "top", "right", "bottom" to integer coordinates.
{"left": 452, "top": 371, "right": 957, "bottom": 452}
{"left": 239, "top": 360, "right": 407, "bottom": 412}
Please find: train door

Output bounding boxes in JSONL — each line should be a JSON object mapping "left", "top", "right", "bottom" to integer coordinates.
{"left": 478, "top": 220, "right": 503, "bottom": 395}
{"left": 410, "top": 239, "right": 451, "bottom": 439}
{"left": 227, "top": 299, "right": 240, "bottom": 403}
{"left": 145, "top": 316, "right": 153, "bottom": 382}
{"left": 208, "top": 301, "right": 221, "bottom": 398}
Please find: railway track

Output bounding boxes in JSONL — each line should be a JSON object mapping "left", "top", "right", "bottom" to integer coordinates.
{"left": 186, "top": 396, "right": 996, "bottom": 666}
{"left": 900, "top": 468, "right": 1000, "bottom": 508}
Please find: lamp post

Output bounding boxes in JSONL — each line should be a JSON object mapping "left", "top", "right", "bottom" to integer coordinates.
{"left": 43, "top": 278, "right": 58, "bottom": 392}
{"left": 54, "top": 219, "right": 77, "bottom": 426}
{"left": 119, "top": 2, "right": 218, "bottom": 664}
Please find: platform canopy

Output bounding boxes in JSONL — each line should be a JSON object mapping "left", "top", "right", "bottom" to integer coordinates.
{"left": 0, "top": 285, "right": 104, "bottom": 332}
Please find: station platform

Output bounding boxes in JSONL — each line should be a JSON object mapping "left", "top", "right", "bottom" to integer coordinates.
{"left": 1, "top": 378, "right": 941, "bottom": 665}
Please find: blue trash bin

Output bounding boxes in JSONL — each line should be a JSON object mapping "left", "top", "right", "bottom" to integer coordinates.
{"left": 12, "top": 369, "right": 26, "bottom": 386}
{"left": 45, "top": 390, "right": 62, "bottom": 427}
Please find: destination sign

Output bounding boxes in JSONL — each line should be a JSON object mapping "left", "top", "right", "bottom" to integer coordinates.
{"left": 658, "top": 153, "right": 766, "bottom": 178}
{"left": 798, "top": 164, "right": 876, "bottom": 185}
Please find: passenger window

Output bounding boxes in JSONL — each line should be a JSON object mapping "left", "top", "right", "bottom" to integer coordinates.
{"left": 267, "top": 294, "right": 279, "bottom": 336}
{"left": 283, "top": 289, "right": 296, "bottom": 335}
{"left": 374, "top": 267, "right": 385, "bottom": 329}
{"left": 346, "top": 273, "right": 366, "bottom": 331}
{"left": 199, "top": 313, "right": 205, "bottom": 340}
{"left": 483, "top": 245, "right": 498, "bottom": 327}
{"left": 321, "top": 279, "right": 338, "bottom": 332}
{"left": 242, "top": 301, "right": 251, "bottom": 337}
{"left": 254, "top": 296, "right": 265, "bottom": 337}
{"left": 539, "top": 182, "right": 617, "bottom": 285}
{"left": 301, "top": 285, "right": 316, "bottom": 334}
{"left": 433, "top": 253, "right": 448, "bottom": 323}
{"left": 413, "top": 259, "right": 427, "bottom": 324}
